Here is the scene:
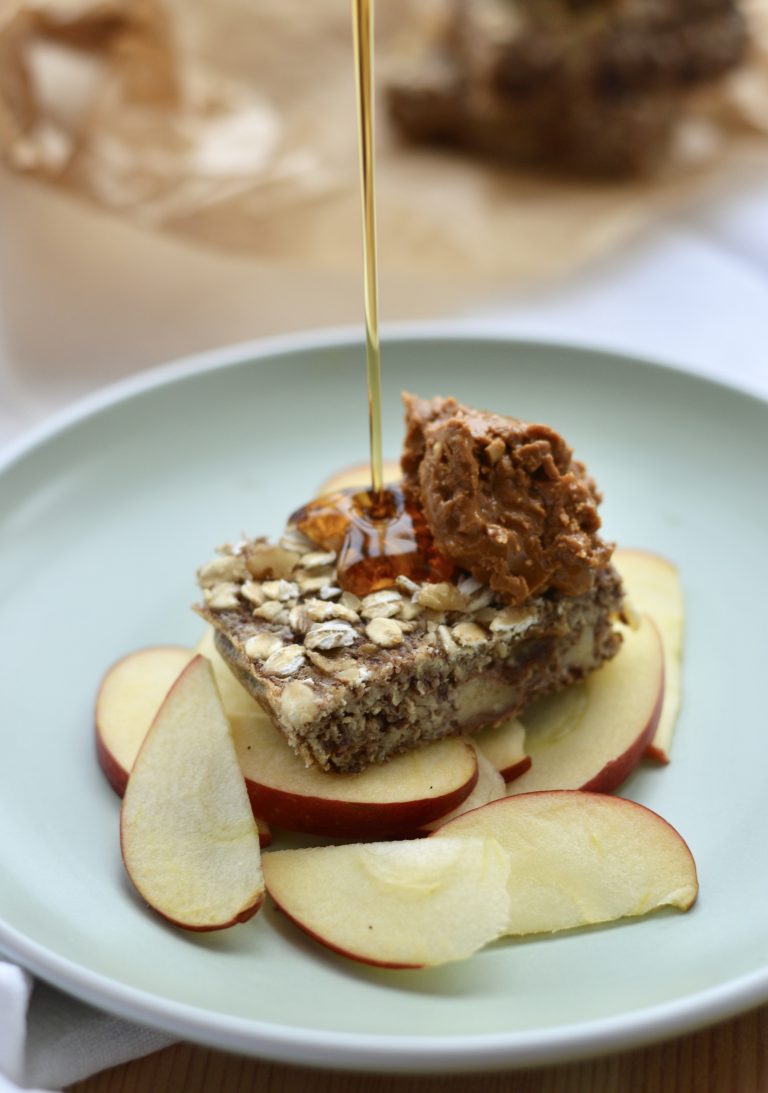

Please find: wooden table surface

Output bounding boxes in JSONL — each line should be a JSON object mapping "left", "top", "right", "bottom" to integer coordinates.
{"left": 68, "top": 1001, "right": 768, "bottom": 1092}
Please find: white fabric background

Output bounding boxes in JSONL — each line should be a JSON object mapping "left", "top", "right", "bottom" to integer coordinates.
{"left": 1, "top": 165, "right": 767, "bottom": 1090}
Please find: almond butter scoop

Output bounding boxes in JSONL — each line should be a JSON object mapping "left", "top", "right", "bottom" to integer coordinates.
{"left": 401, "top": 393, "right": 613, "bottom": 606}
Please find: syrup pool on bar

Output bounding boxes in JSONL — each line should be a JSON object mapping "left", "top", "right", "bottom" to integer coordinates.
{"left": 290, "top": 487, "right": 454, "bottom": 597}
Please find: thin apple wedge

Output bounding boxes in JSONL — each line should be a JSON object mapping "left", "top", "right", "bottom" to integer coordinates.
{"left": 317, "top": 459, "right": 401, "bottom": 496}
{"left": 472, "top": 717, "right": 531, "bottom": 782}
{"left": 262, "top": 836, "right": 510, "bottom": 967}
{"left": 417, "top": 747, "right": 505, "bottom": 833}
{"left": 509, "top": 615, "right": 664, "bottom": 795}
{"left": 121, "top": 656, "right": 265, "bottom": 931}
{"left": 95, "top": 643, "right": 272, "bottom": 847}
{"left": 434, "top": 791, "right": 698, "bottom": 935}
{"left": 614, "top": 549, "right": 683, "bottom": 764}
{"left": 95, "top": 645, "right": 194, "bottom": 796}
{"left": 231, "top": 710, "right": 478, "bottom": 838}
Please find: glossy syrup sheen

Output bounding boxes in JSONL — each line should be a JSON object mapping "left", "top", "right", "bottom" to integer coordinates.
{"left": 290, "top": 486, "right": 454, "bottom": 596}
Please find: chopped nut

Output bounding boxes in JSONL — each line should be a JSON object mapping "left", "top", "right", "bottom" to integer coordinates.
{"left": 365, "top": 617, "right": 403, "bottom": 648}
{"left": 204, "top": 582, "right": 240, "bottom": 610}
{"left": 414, "top": 582, "right": 468, "bottom": 612}
{"left": 451, "top": 621, "right": 488, "bottom": 646}
{"left": 437, "top": 624, "right": 458, "bottom": 653}
{"left": 485, "top": 437, "right": 506, "bottom": 465}
{"left": 253, "top": 600, "right": 287, "bottom": 622}
{"left": 244, "top": 632, "right": 283, "bottom": 660}
{"left": 489, "top": 606, "right": 537, "bottom": 634}
{"left": 299, "top": 550, "right": 337, "bottom": 570}
{"left": 240, "top": 580, "right": 267, "bottom": 606}
{"left": 197, "top": 555, "right": 248, "bottom": 588}
{"left": 261, "top": 579, "right": 300, "bottom": 602}
{"left": 304, "top": 620, "right": 357, "bottom": 650}
{"left": 262, "top": 644, "right": 306, "bottom": 677}
{"left": 395, "top": 574, "right": 420, "bottom": 594}
{"left": 245, "top": 542, "right": 300, "bottom": 580}
{"left": 279, "top": 680, "right": 319, "bottom": 728}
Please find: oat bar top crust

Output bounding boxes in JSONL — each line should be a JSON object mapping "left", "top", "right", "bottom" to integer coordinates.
{"left": 195, "top": 527, "right": 624, "bottom": 773}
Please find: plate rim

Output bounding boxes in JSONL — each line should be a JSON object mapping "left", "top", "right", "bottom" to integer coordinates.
{"left": 2, "top": 322, "right": 767, "bottom": 1072}
{"left": 2, "top": 320, "right": 766, "bottom": 477}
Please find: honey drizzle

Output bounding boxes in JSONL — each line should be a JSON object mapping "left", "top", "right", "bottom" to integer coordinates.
{"left": 351, "top": 0, "right": 384, "bottom": 499}
{"left": 291, "top": 486, "right": 454, "bottom": 597}
{"left": 288, "top": 2, "right": 454, "bottom": 598}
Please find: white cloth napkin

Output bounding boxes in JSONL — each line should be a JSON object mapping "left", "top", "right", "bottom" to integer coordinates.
{"left": 0, "top": 963, "right": 173, "bottom": 1091}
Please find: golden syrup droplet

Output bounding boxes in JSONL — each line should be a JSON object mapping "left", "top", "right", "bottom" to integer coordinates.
{"left": 289, "top": 485, "right": 454, "bottom": 596}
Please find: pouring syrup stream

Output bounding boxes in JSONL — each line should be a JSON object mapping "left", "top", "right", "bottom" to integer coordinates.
{"left": 351, "top": 0, "right": 384, "bottom": 501}
{"left": 290, "top": 0, "right": 454, "bottom": 595}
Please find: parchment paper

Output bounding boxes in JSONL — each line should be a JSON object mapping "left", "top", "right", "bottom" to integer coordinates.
{"left": 2, "top": 0, "right": 767, "bottom": 288}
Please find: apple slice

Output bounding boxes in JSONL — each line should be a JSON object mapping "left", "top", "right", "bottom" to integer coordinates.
{"left": 95, "top": 644, "right": 272, "bottom": 847}
{"left": 121, "top": 655, "right": 265, "bottom": 931}
{"left": 614, "top": 549, "right": 683, "bottom": 764}
{"left": 232, "top": 710, "right": 478, "bottom": 839}
{"left": 472, "top": 717, "right": 531, "bottom": 782}
{"left": 509, "top": 615, "right": 664, "bottom": 795}
{"left": 262, "top": 835, "right": 510, "bottom": 967}
{"left": 417, "top": 747, "right": 505, "bottom": 833}
{"left": 434, "top": 791, "right": 698, "bottom": 935}
{"left": 317, "top": 459, "right": 401, "bottom": 496}
{"left": 95, "top": 645, "right": 193, "bottom": 796}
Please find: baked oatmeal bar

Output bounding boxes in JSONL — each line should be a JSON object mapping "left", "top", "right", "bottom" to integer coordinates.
{"left": 195, "top": 395, "right": 625, "bottom": 774}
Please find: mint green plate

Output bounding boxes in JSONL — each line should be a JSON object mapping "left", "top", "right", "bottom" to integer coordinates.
{"left": 1, "top": 328, "right": 767, "bottom": 1072}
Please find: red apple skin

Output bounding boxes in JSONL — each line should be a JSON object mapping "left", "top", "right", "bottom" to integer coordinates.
{"left": 579, "top": 655, "right": 665, "bottom": 793}
{"left": 499, "top": 756, "right": 532, "bottom": 783}
{"left": 646, "top": 740, "right": 670, "bottom": 766}
{"left": 152, "top": 894, "right": 265, "bottom": 933}
{"left": 269, "top": 900, "right": 422, "bottom": 969}
{"left": 95, "top": 731, "right": 130, "bottom": 797}
{"left": 432, "top": 790, "right": 699, "bottom": 912}
{"left": 243, "top": 758, "right": 479, "bottom": 840}
{"left": 94, "top": 644, "right": 192, "bottom": 797}
{"left": 96, "top": 646, "right": 272, "bottom": 848}
{"left": 102, "top": 749, "right": 274, "bottom": 849}
{"left": 121, "top": 843, "right": 266, "bottom": 933}
{"left": 613, "top": 548, "right": 682, "bottom": 765}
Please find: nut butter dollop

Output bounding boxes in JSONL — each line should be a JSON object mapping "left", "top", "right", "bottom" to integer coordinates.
{"left": 401, "top": 393, "right": 613, "bottom": 605}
